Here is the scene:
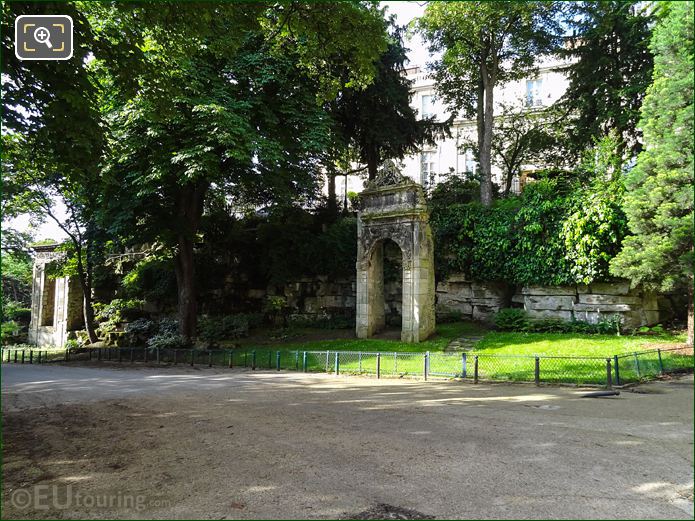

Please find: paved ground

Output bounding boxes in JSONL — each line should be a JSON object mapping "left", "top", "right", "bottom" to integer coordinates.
{"left": 1, "top": 363, "right": 693, "bottom": 519}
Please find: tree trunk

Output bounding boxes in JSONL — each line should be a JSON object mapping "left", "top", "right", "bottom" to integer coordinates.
{"left": 82, "top": 289, "right": 98, "bottom": 344}
{"left": 479, "top": 73, "right": 494, "bottom": 207}
{"left": 366, "top": 146, "right": 378, "bottom": 181}
{"left": 174, "top": 233, "right": 197, "bottom": 342}
{"left": 503, "top": 169, "right": 513, "bottom": 198}
{"left": 173, "top": 181, "right": 208, "bottom": 343}
{"left": 687, "top": 281, "right": 694, "bottom": 346}
{"left": 327, "top": 173, "right": 337, "bottom": 219}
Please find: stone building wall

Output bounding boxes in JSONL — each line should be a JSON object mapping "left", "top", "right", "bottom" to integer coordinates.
{"left": 210, "top": 276, "right": 672, "bottom": 330}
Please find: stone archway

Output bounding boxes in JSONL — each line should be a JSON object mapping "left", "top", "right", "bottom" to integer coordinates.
{"left": 355, "top": 163, "right": 436, "bottom": 343}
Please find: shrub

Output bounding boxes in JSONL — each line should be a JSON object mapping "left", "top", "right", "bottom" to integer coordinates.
{"left": 156, "top": 317, "right": 180, "bottom": 336}
{"left": 94, "top": 298, "right": 145, "bottom": 323}
{"left": 494, "top": 308, "right": 529, "bottom": 331}
{"left": 1, "top": 301, "right": 31, "bottom": 324}
{"left": 124, "top": 318, "right": 157, "bottom": 346}
{"left": 146, "top": 333, "right": 188, "bottom": 350}
{"left": 1, "top": 320, "right": 23, "bottom": 343}
{"left": 197, "top": 314, "right": 250, "bottom": 343}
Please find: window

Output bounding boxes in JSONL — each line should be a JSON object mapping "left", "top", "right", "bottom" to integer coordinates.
{"left": 421, "top": 94, "right": 434, "bottom": 118}
{"left": 420, "top": 152, "right": 435, "bottom": 186}
{"left": 462, "top": 148, "right": 477, "bottom": 176}
{"left": 526, "top": 78, "right": 544, "bottom": 107}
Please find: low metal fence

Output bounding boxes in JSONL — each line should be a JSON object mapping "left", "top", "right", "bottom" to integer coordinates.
{"left": 2, "top": 345, "right": 692, "bottom": 387}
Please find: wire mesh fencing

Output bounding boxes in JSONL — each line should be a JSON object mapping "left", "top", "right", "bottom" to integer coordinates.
{"left": 3, "top": 345, "right": 692, "bottom": 387}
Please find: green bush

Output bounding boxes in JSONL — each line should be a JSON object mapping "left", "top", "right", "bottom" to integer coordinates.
{"left": 494, "top": 308, "right": 529, "bottom": 331}
{"left": 1, "top": 320, "right": 23, "bottom": 343}
{"left": 1, "top": 301, "right": 31, "bottom": 324}
{"left": 429, "top": 178, "right": 628, "bottom": 286}
{"left": 146, "top": 332, "right": 188, "bottom": 350}
{"left": 197, "top": 314, "right": 250, "bottom": 343}
{"left": 94, "top": 298, "right": 145, "bottom": 323}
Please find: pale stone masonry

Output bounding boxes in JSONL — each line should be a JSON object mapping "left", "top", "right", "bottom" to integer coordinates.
{"left": 28, "top": 244, "right": 84, "bottom": 347}
{"left": 355, "top": 167, "right": 436, "bottom": 343}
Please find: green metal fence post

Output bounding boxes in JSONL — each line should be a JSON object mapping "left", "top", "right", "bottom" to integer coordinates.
{"left": 144, "top": 347, "right": 148, "bottom": 363}
{"left": 130, "top": 348, "right": 135, "bottom": 364}
{"left": 268, "top": 351, "right": 272, "bottom": 369}
{"left": 335, "top": 352, "right": 340, "bottom": 375}
{"left": 657, "top": 349, "right": 664, "bottom": 374}
{"left": 377, "top": 353, "right": 381, "bottom": 379}
{"left": 423, "top": 352, "right": 428, "bottom": 381}
{"left": 88, "top": 348, "right": 92, "bottom": 361}
{"left": 474, "top": 356, "right": 479, "bottom": 384}
{"left": 29, "top": 350, "right": 33, "bottom": 364}
{"left": 244, "top": 351, "right": 248, "bottom": 367}
{"left": 462, "top": 352, "right": 467, "bottom": 378}
{"left": 65, "top": 349, "right": 69, "bottom": 362}
{"left": 118, "top": 348, "right": 122, "bottom": 363}
{"left": 190, "top": 349, "right": 194, "bottom": 366}
{"left": 302, "top": 351, "right": 307, "bottom": 372}
{"left": 21, "top": 350, "right": 25, "bottom": 364}
{"left": 252, "top": 350, "right": 256, "bottom": 370}
{"left": 606, "top": 358, "right": 613, "bottom": 389}
{"left": 156, "top": 348, "right": 160, "bottom": 365}
{"left": 97, "top": 347, "right": 102, "bottom": 361}
{"left": 295, "top": 350, "right": 299, "bottom": 371}
{"left": 6, "top": 349, "right": 10, "bottom": 363}
{"left": 208, "top": 351, "right": 213, "bottom": 367}
{"left": 394, "top": 352, "right": 398, "bottom": 374}
{"left": 107, "top": 347, "right": 111, "bottom": 361}
{"left": 173, "top": 349, "right": 178, "bottom": 365}
{"left": 613, "top": 355, "right": 620, "bottom": 385}
{"left": 534, "top": 357, "right": 540, "bottom": 386}
{"left": 633, "top": 352, "right": 641, "bottom": 378}
{"left": 358, "top": 352, "right": 362, "bottom": 373}
{"left": 228, "top": 351, "right": 233, "bottom": 369}
{"left": 276, "top": 351, "right": 281, "bottom": 371}
{"left": 37, "top": 350, "right": 42, "bottom": 364}
{"left": 325, "top": 350, "right": 329, "bottom": 372}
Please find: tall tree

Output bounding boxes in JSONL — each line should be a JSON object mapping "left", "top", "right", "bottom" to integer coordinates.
{"left": 417, "top": 2, "right": 563, "bottom": 206}
{"left": 1, "top": 1, "right": 142, "bottom": 343}
{"left": 560, "top": 1, "right": 654, "bottom": 159}
{"left": 100, "top": 3, "right": 388, "bottom": 341}
{"left": 331, "top": 21, "right": 449, "bottom": 181}
{"left": 610, "top": 1, "right": 694, "bottom": 345}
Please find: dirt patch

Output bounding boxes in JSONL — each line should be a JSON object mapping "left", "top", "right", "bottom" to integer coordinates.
{"left": 342, "top": 503, "right": 435, "bottom": 520}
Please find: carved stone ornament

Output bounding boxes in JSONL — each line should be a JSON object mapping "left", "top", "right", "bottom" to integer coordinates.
{"left": 364, "top": 159, "right": 409, "bottom": 189}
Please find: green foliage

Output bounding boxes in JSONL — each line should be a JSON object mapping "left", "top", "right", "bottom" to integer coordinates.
{"left": 494, "top": 309, "right": 529, "bottom": 331}
{"left": 94, "top": 299, "right": 145, "bottom": 324}
{"left": 560, "top": 2, "right": 654, "bottom": 157}
{"left": 146, "top": 332, "right": 188, "bottom": 350}
{"left": 610, "top": 1, "right": 694, "bottom": 294}
{"left": 562, "top": 181, "right": 628, "bottom": 284}
{"left": 121, "top": 256, "right": 177, "bottom": 303}
{"left": 332, "top": 20, "right": 449, "bottom": 178}
{"left": 197, "top": 315, "right": 251, "bottom": 344}
{"left": 287, "top": 314, "right": 354, "bottom": 330}
{"left": 431, "top": 176, "right": 629, "bottom": 285}
{"left": 1, "top": 320, "right": 23, "bottom": 343}
{"left": 1, "top": 301, "right": 31, "bottom": 324}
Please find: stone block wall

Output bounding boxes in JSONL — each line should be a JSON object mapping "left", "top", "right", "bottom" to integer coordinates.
{"left": 197, "top": 275, "right": 672, "bottom": 331}
{"left": 512, "top": 283, "right": 662, "bottom": 329}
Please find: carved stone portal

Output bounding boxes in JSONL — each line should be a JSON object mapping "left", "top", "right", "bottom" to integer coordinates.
{"left": 356, "top": 164, "right": 436, "bottom": 342}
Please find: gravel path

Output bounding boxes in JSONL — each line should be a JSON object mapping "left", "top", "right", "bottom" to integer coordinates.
{"left": 2, "top": 364, "right": 693, "bottom": 519}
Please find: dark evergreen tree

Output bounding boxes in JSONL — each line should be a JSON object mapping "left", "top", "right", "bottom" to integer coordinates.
{"left": 560, "top": 1, "right": 654, "bottom": 158}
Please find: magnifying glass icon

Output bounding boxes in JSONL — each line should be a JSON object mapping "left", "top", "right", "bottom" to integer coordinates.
{"left": 33, "top": 26, "right": 52, "bottom": 49}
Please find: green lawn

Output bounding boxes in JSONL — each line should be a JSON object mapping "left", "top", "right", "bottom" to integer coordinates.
{"left": 4, "top": 322, "right": 691, "bottom": 385}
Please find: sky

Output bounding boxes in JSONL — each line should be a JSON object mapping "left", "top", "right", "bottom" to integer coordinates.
{"left": 6, "top": 1, "right": 433, "bottom": 244}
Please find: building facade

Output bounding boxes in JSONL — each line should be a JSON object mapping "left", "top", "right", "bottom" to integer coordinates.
{"left": 333, "top": 55, "right": 572, "bottom": 202}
